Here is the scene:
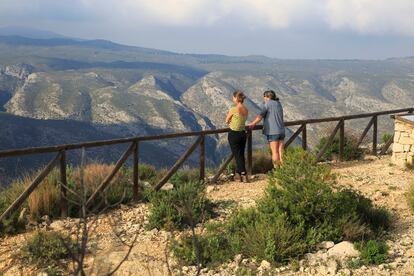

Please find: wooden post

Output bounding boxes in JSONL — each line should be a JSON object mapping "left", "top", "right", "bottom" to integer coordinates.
{"left": 133, "top": 141, "right": 139, "bottom": 201}
{"left": 372, "top": 115, "right": 378, "bottom": 155}
{"left": 211, "top": 153, "right": 234, "bottom": 183}
{"left": 380, "top": 133, "right": 394, "bottom": 155}
{"left": 316, "top": 121, "right": 342, "bottom": 162}
{"left": 86, "top": 143, "right": 135, "bottom": 207}
{"left": 284, "top": 125, "right": 305, "bottom": 149}
{"left": 199, "top": 135, "right": 205, "bottom": 181}
{"left": 60, "top": 151, "right": 68, "bottom": 218}
{"left": 247, "top": 130, "right": 253, "bottom": 176}
{"left": 155, "top": 136, "right": 202, "bottom": 191}
{"left": 302, "top": 123, "right": 307, "bottom": 151}
{"left": 339, "top": 119, "right": 345, "bottom": 161}
{"left": 356, "top": 116, "right": 375, "bottom": 148}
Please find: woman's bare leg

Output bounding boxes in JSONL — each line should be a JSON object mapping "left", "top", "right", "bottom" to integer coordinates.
{"left": 278, "top": 140, "right": 284, "bottom": 166}
{"left": 269, "top": 141, "right": 280, "bottom": 168}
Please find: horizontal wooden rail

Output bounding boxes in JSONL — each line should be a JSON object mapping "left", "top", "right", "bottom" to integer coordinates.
{"left": 0, "top": 107, "right": 412, "bottom": 159}
{"left": 1, "top": 107, "right": 413, "bottom": 223}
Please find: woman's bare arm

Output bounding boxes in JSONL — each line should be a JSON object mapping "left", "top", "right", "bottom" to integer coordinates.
{"left": 247, "top": 115, "right": 263, "bottom": 129}
{"left": 226, "top": 109, "right": 233, "bottom": 125}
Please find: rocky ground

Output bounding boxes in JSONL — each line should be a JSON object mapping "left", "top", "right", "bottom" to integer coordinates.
{"left": 1, "top": 155, "right": 414, "bottom": 275}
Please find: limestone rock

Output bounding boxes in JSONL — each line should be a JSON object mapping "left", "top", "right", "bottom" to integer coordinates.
{"left": 327, "top": 241, "right": 359, "bottom": 259}
{"left": 50, "top": 220, "right": 66, "bottom": 231}
{"left": 258, "top": 260, "right": 271, "bottom": 272}
{"left": 161, "top": 183, "right": 174, "bottom": 191}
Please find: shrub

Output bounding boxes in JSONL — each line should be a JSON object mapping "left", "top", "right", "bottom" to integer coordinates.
{"left": 382, "top": 133, "right": 393, "bottom": 144}
{"left": 407, "top": 182, "right": 414, "bottom": 213}
{"left": 226, "top": 209, "right": 307, "bottom": 262}
{"left": 138, "top": 164, "right": 157, "bottom": 181}
{"left": 20, "top": 230, "right": 72, "bottom": 267}
{"left": 172, "top": 148, "right": 390, "bottom": 267}
{"left": 169, "top": 168, "right": 200, "bottom": 185}
{"left": 356, "top": 240, "right": 388, "bottom": 265}
{"left": 315, "top": 131, "right": 363, "bottom": 161}
{"left": 147, "top": 180, "right": 213, "bottom": 230}
{"left": 172, "top": 223, "right": 233, "bottom": 267}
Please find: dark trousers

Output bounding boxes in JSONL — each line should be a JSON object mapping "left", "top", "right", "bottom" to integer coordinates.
{"left": 228, "top": 130, "right": 247, "bottom": 174}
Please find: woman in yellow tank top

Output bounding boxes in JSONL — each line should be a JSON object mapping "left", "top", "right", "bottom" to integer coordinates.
{"left": 226, "top": 90, "right": 249, "bottom": 182}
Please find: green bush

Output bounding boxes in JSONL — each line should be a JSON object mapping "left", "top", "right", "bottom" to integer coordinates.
{"left": 169, "top": 168, "right": 200, "bottom": 185}
{"left": 172, "top": 223, "right": 233, "bottom": 266}
{"left": 138, "top": 164, "right": 157, "bottom": 181}
{"left": 147, "top": 180, "right": 213, "bottom": 230}
{"left": 20, "top": 230, "right": 73, "bottom": 266}
{"left": 172, "top": 148, "right": 390, "bottom": 267}
{"left": 315, "top": 131, "right": 363, "bottom": 161}
{"left": 356, "top": 240, "right": 388, "bottom": 265}
{"left": 382, "top": 133, "right": 393, "bottom": 144}
{"left": 407, "top": 182, "right": 414, "bottom": 213}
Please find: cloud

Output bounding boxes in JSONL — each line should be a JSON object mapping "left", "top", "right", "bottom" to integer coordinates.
{"left": 77, "top": 0, "right": 316, "bottom": 28}
{"left": 1, "top": 0, "right": 414, "bottom": 36}
{"left": 325, "top": 0, "right": 414, "bottom": 35}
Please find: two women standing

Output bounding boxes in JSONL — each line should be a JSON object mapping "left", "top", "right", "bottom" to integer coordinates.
{"left": 226, "top": 90, "right": 285, "bottom": 182}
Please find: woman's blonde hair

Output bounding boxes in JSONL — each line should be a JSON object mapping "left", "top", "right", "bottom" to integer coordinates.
{"left": 233, "top": 90, "right": 246, "bottom": 103}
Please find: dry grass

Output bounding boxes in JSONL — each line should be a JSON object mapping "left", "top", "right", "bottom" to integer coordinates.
{"left": 4, "top": 163, "right": 132, "bottom": 220}
{"left": 407, "top": 182, "right": 414, "bottom": 213}
{"left": 71, "top": 163, "right": 132, "bottom": 207}
{"left": 27, "top": 169, "right": 60, "bottom": 219}
{"left": 72, "top": 163, "right": 120, "bottom": 194}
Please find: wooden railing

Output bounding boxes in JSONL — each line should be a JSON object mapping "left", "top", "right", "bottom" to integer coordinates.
{"left": 0, "top": 107, "right": 413, "bottom": 222}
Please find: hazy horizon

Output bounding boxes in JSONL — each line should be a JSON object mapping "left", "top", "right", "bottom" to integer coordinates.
{"left": 1, "top": 1, "right": 414, "bottom": 60}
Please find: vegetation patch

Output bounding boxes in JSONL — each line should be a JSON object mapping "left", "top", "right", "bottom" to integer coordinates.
{"left": 407, "top": 182, "right": 414, "bottom": 213}
{"left": 147, "top": 179, "right": 214, "bottom": 230}
{"left": 172, "top": 148, "right": 390, "bottom": 267}
{"left": 229, "top": 148, "right": 273, "bottom": 174}
{"left": 316, "top": 131, "right": 363, "bottom": 161}
{"left": 357, "top": 240, "right": 389, "bottom": 265}
{"left": 20, "top": 230, "right": 73, "bottom": 273}
{"left": 0, "top": 181, "right": 26, "bottom": 235}
{"left": 382, "top": 133, "right": 393, "bottom": 145}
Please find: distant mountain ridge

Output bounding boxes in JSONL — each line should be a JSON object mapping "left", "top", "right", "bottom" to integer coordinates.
{"left": 0, "top": 32, "right": 414, "bottom": 184}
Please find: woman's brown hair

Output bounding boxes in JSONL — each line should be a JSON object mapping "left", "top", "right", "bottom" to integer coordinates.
{"left": 233, "top": 90, "right": 246, "bottom": 103}
{"left": 263, "top": 90, "right": 279, "bottom": 101}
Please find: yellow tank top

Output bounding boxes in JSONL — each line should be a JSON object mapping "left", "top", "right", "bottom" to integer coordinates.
{"left": 229, "top": 106, "right": 247, "bottom": 131}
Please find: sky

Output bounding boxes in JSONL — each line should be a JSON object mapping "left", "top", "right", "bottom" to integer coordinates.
{"left": 1, "top": 0, "right": 414, "bottom": 59}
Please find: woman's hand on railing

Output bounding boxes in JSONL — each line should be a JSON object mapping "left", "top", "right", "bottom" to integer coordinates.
{"left": 247, "top": 122, "right": 256, "bottom": 130}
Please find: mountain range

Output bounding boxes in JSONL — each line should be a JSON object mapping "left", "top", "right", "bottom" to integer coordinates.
{"left": 1, "top": 29, "right": 414, "bottom": 184}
